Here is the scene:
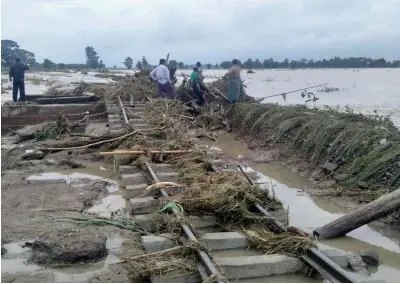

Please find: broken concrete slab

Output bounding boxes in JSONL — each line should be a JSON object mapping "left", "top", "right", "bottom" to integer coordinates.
{"left": 29, "top": 228, "right": 107, "bottom": 265}
{"left": 132, "top": 214, "right": 156, "bottom": 232}
{"left": 128, "top": 197, "right": 160, "bottom": 214}
{"left": 141, "top": 235, "right": 176, "bottom": 253}
{"left": 201, "top": 232, "right": 248, "bottom": 250}
{"left": 125, "top": 184, "right": 148, "bottom": 199}
{"left": 348, "top": 252, "right": 369, "bottom": 276}
{"left": 214, "top": 254, "right": 304, "bottom": 279}
{"left": 359, "top": 251, "right": 379, "bottom": 266}
{"left": 121, "top": 173, "right": 148, "bottom": 186}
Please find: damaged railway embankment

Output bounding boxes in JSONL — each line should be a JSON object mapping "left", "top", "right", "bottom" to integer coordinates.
{"left": 228, "top": 102, "right": 400, "bottom": 191}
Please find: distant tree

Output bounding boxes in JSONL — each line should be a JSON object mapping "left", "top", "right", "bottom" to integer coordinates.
{"left": 123, "top": 57, "right": 133, "bottom": 69}
{"left": 141, "top": 56, "right": 149, "bottom": 68}
{"left": 253, "top": 59, "right": 262, "bottom": 69}
{"left": 85, "top": 46, "right": 100, "bottom": 69}
{"left": 206, "top": 63, "right": 212, "bottom": 69}
{"left": 58, "top": 63, "right": 66, "bottom": 70}
{"left": 220, "top": 61, "right": 232, "bottom": 69}
{"left": 99, "top": 60, "right": 104, "bottom": 69}
{"left": 1, "top": 40, "right": 37, "bottom": 67}
{"left": 184, "top": 64, "right": 190, "bottom": 69}
{"left": 43, "top": 58, "right": 52, "bottom": 70}
{"left": 243, "top": 58, "right": 253, "bottom": 69}
{"left": 177, "top": 62, "right": 185, "bottom": 69}
{"left": 214, "top": 63, "right": 219, "bottom": 69}
{"left": 114, "top": 65, "right": 117, "bottom": 69}
{"left": 136, "top": 61, "right": 143, "bottom": 70}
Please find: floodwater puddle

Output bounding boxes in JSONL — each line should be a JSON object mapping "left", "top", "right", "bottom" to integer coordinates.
{"left": 204, "top": 131, "right": 400, "bottom": 282}
{"left": 25, "top": 167, "right": 126, "bottom": 217}
{"left": 87, "top": 195, "right": 126, "bottom": 218}
{"left": 1, "top": 236, "right": 124, "bottom": 282}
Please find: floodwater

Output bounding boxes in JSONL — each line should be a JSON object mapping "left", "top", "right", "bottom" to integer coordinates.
{"left": 203, "top": 131, "right": 400, "bottom": 283}
{"left": 26, "top": 166, "right": 125, "bottom": 218}
{"left": 2, "top": 68, "right": 399, "bottom": 127}
{"left": 186, "top": 68, "right": 400, "bottom": 127}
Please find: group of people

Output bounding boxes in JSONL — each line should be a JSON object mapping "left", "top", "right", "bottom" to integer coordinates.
{"left": 8, "top": 56, "right": 244, "bottom": 105}
{"left": 150, "top": 58, "right": 244, "bottom": 105}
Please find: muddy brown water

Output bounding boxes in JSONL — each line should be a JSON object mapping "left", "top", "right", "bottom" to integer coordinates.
{"left": 201, "top": 131, "right": 400, "bottom": 283}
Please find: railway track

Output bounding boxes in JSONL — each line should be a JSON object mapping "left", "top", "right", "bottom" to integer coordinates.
{"left": 102, "top": 97, "right": 358, "bottom": 283}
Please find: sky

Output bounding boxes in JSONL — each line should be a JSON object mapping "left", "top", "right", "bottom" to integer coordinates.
{"left": 1, "top": 0, "right": 400, "bottom": 66}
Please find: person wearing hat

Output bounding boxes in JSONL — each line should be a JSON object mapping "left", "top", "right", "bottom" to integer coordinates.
{"left": 9, "top": 57, "right": 29, "bottom": 102}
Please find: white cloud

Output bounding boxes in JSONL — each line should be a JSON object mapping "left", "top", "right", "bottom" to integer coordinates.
{"left": 1, "top": 0, "right": 399, "bottom": 66}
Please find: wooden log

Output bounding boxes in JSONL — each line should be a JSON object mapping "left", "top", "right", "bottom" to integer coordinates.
{"left": 99, "top": 149, "right": 194, "bottom": 156}
{"left": 314, "top": 188, "right": 400, "bottom": 239}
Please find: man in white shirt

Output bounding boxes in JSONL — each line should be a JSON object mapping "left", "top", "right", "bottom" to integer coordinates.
{"left": 150, "top": 59, "right": 176, "bottom": 99}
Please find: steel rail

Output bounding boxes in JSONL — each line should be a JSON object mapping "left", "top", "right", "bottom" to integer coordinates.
{"left": 117, "top": 96, "right": 129, "bottom": 124}
{"left": 216, "top": 164, "right": 356, "bottom": 283}
{"left": 145, "top": 162, "right": 226, "bottom": 283}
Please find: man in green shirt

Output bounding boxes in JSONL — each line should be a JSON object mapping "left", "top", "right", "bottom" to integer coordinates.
{"left": 189, "top": 66, "right": 206, "bottom": 105}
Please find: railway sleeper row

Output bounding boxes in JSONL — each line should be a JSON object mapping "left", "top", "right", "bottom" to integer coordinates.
{"left": 118, "top": 162, "right": 307, "bottom": 282}
{"left": 106, "top": 99, "right": 360, "bottom": 283}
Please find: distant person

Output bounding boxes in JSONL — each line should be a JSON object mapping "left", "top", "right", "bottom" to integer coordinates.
{"left": 9, "top": 58, "right": 29, "bottom": 102}
{"left": 150, "top": 59, "right": 176, "bottom": 99}
{"left": 189, "top": 66, "right": 207, "bottom": 105}
{"left": 196, "top": 62, "right": 203, "bottom": 79}
{"left": 227, "top": 59, "right": 243, "bottom": 103}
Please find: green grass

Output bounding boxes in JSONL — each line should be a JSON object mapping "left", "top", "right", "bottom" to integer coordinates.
{"left": 229, "top": 103, "right": 400, "bottom": 189}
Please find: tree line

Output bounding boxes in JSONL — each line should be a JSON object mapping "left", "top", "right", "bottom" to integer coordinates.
{"left": 125, "top": 56, "right": 400, "bottom": 70}
{"left": 2, "top": 40, "right": 399, "bottom": 71}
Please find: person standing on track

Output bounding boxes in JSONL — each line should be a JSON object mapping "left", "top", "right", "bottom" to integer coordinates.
{"left": 150, "top": 59, "right": 176, "bottom": 99}
{"left": 189, "top": 66, "right": 207, "bottom": 105}
{"left": 227, "top": 59, "right": 244, "bottom": 104}
{"left": 9, "top": 58, "right": 29, "bottom": 102}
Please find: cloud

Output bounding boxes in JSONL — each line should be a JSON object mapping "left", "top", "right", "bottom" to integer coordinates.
{"left": 1, "top": 0, "right": 399, "bottom": 66}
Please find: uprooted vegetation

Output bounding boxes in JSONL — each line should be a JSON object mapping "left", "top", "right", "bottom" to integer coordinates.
{"left": 229, "top": 103, "right": 400, "bottom": 189}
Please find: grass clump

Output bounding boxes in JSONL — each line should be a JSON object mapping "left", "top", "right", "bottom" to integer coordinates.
{"left": 242, "top": 228, "right": 316, "bottom": 257}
